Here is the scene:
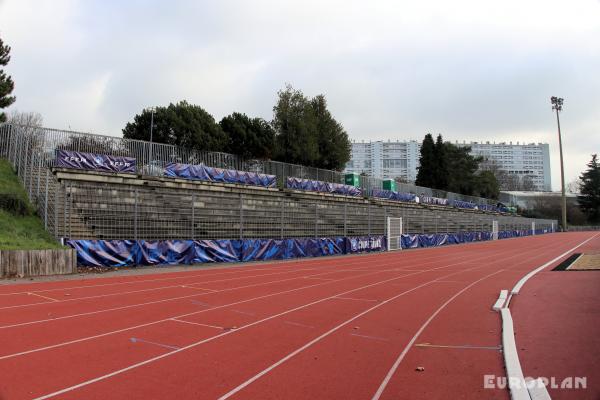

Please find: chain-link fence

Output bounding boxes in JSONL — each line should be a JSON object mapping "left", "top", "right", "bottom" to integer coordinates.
{"left": 0, "top": 123, "right": 556, "bottom": 241}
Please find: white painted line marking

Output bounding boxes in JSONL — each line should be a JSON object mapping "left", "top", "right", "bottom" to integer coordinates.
{"left": 528, "top": 377, "right": 551, "bottom": 400}
{"left": 350, "top": 333, "right": 389, "bottom": 342}
{"left": 170, "top": 319, "right": 223, "bottom": 330}
{"left": 129, "top": 337, "right": 180, "bottom": 351}
{"left": 371, "top": 270, "right": 505, "bottom": 400}
{"left": 27, "top": 292, "right": 59, "bottom": 302}
{"left": 414, "top": 343, "right": 501, "bottom": 350}
{"left": 181, "top": 285, "right": 218, "bottom": 292}
{"left": 283, "top": 321, "right": 315, "bottom": 329}
{"left": 333, "top": 296, "right": 378, "bottom": 302}
{"left": 510, "top": 233, "right": 599, "bottom": 296}
{"left": 303, "top": 276, "right": 335, "bottom": 281}
{"left": 500, "top": 308, "right": 530, "bottom": 400}
{"left": 217, "top": 268, "right": 501, "bottom": 400}
{"left": 230, "top": 309, "right": 255, "bottom": 316}
{"left": 31, "top": 264, "right": 494, "bottom": 400}
{"left": 492, "top": 289, "right": 508, "bottom": 311}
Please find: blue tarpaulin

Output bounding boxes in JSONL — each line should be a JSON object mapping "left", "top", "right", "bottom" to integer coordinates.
{"left": 371, "top": 189, "right": 416, "bottom": 203}
{"left": 452, "top": 200, "right": 477, "bottom": 210}
{"left": 419, "top": 196, "right": 449, "bottom": 206}
{"left": 164, "top": 163, "right": 276, "bottom": 188}
{"left": 65, "top": 230, "right": 548, "bottom": 268}
{"left": 55, "top": 150, "right": 136, "bottom": 174}
{"left": 285, "top": 177, "right": 362, "bottom": 197}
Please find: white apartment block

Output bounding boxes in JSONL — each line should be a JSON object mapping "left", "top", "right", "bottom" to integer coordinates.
{"left": 344, "top": 140, "right": 551, "bottom": 191}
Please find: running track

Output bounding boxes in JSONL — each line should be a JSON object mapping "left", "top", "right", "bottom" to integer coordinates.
{"left": 0, "top": 232, "right": 598, "bottom": 399}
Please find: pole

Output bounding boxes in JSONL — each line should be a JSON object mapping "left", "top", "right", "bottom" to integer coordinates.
{"left": 149, "top": 110, "right": 155, "bottom": 167}
{"left": 555, "top": 109, "right": 567, "bottom": 231}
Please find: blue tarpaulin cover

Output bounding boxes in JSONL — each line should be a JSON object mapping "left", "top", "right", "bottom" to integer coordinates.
{"left": 164, "top": 162, "right": 276, "bottom": 188}
{"left": 65, "top": 230, "right": 547, "bottom": 268}
{"left": 419, "top": 196, "right": 449, "bottom": 206}
{"left": 452, "top": 200, "right": 477, "bottom": 210}
{"left": 371, "top": 189, "right": 416, "bottom": 203}
{"left": 285, "top": 177, "right": 362, "bottom": 197}
{"left": 55, "top": 150, "right": 136, "bottom": 174}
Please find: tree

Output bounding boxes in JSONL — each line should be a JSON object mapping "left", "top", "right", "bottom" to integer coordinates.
{"left": 7, "top": 110, "right": 43, "bottom": 127}
{"left": 219, "top": 112, "right": 275, "bottom": 159}
{"left": 474, "top": 170, "right": 500, "bottom": 199}
{"left": 520, "top": 175, "right": 536, "bottom": 191}
{"left": 444, "top": 142, "right": 481, "bottom": 195}
{"left": 272, "top": 84, "right": 319, "bottom": 166}
{"left": 122, "top": 101, "right": 227, "bottom": 152}
{"left": 415, "top": 133, "right": 436, "bottom": 188}
{"left": 578, "top": 154, "right": 600, "bottom": 223}
{"left": 0, "top": 37, "right": 16, "bottom": 123}
{"left": 432, "top": 134, "right": 448, "bottom": 190}
{"left": 311, "top": 95, "right": 351, "bottom": 170}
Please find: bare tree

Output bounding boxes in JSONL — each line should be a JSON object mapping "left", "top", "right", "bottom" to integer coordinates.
{"left": 520, "top": 175, "right": 536, "bottom": 191}
{"left": 7, "top": 110, "right": 43, "bottom": 127}
{"left": 566, "top": 179, "right": 582, "bottom": 194}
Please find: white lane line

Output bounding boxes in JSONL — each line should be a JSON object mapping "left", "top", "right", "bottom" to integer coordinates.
{"left": 31, "top": 263, "right": 497, "bottom": 400}
{"left": 170, "top": 319, "right": 224, "bottom": 330}
{"left": 0, "top": 244, "right": 542, "bottom": 362}
{"left": 492, "top": 290, "right": 508, "bottom": 312}
{"left": 499, "top": 233, "right": 599, "bottom": 400}
{"left": 27, "top": 292, "right": 59, "bottom": 302}
{"left": 371, "top": 270, "right": 505, "bottom": 400}
{"left": 333, "top": 296, "right": 378, "bottom": 302}
{"left": 414, "top": 343, "right": 501, "bottom": 351}
{"left": 283, "top": 321, "right": 315, "bottom": 329}
{"left": 0, "top": 268, "right": 325, "bottom": 311}
{"left": 217, "top": 267, "right": 502, "bottom": 400}
{"left": 0, "top": 268, "right": 428, "bottom": 361}
{"left": 509, "top": 233, "right": 599, "bottom": 298}
{"left": 1, "top": 247, "right": 448, "bottom": 297}
{"left": 129, "top": 337, "right": 180, "bottom": 351}
{"left": 0, "top": 249, "right": 455, "bottom": 310}
{"left": 230, "top": 309, "right": 255, "bottom": 316}
{"left": 500, "top": 308, "right": 530, "bottom": 400}
{"left": 350, "top": 333, "right": 389, "bottom": 342}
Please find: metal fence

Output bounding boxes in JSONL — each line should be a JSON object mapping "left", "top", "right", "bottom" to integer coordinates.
{"left": 0, "top": 123, "right": 557, "bottom": 241}
{"left": 52, "top": 176, "right": 556, "bottom": 241}
{"left": 0, "top": 123, "right": 497, "bottom": 203}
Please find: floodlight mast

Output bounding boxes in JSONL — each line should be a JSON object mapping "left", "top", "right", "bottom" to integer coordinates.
{"left": 551, "top": 96, "right": 567, "bottom": 231}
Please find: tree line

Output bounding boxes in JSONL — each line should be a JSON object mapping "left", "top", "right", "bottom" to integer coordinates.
{"left": 415, "top": 133, "right": 500, "bottom": 199}
{"left": 122, "top": 85, "right": 351, "bottom": 171}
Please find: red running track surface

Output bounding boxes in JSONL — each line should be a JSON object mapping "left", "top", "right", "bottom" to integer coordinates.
{"left": 0, "top": 232, "right": 598, "bottom": 400}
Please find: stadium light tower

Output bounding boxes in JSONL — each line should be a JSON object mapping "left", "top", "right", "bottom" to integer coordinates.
{"left": 551, "top": 96, "right": 567, "bottom": 232}
{"left": 144, "top": 107, "right": 157, "bottom": 166}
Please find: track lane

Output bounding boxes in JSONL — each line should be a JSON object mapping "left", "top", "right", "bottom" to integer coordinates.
{"left": 14, "top": 237, "right": 566, "bottom": 400}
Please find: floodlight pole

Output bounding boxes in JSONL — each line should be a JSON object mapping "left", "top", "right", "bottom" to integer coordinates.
{"left": 551, "top": 97, "right": 567, "bottom": 232}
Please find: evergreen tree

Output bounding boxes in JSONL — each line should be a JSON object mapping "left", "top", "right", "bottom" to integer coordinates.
{"left": 578, "top": 154, "right": 600, "bottom": 223}
{"left": 272, "top": 84, "right": 319, "bottom": 166}
{"left": 0, "top": 37, "right": 16, "bottom": 123}
{"left": 311, "top": 95, "right": 351, "bottom": 171}
{"left": 433, "top": 134, "right": 448, "bottom": 190}
{"left": 122, "top": 101, "right": 227, "bottom": 152}
{"left": 415, "top": 133, "right": 436, "bottom": 187}
{"left": 219, "top": 112, "right": 275, "bottom": 159}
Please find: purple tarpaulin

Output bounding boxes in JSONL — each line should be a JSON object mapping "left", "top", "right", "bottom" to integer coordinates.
{"left": 55, "top": 150, "right": 136, "bottom": 174}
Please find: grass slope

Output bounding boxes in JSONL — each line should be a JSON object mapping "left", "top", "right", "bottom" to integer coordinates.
{"left": 0, "top": 159, "right": 62, "bottom": 250}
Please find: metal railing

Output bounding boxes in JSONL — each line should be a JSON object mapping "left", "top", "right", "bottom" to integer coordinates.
{"left": 0, "top": 123, "right": 557, "bottom": 242}
{"left": 0, "top": 123, "right": 497, "bottom": 204}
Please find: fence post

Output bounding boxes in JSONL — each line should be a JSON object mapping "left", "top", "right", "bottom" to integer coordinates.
{"left": 367, "top": 202, "right": 371, "bottom": 236}
{"left": 36, "top": 152, "right": 42, "bottom": 200}
{"left": 239, "top": 193, "right": 244, "bottom": 240}
{"left": 54, "top": 183, "right": 59, "bottom": 238}
{"left": 344, "top": 203, "right": 347, "bottom": 237}
{"left": 44, "top": 170, "right": 49, "bottom": 230}
{"left": 134, "top": 188, "right": 138, "bottom": 240}
{"left": 314, "top": 202, "right": 318, "bottom": 238}
{"left": 280, "top": 198, "right": 284, "bottom": 239}
{"left": 191, "top": 193, "right": 195, "bottom": 240}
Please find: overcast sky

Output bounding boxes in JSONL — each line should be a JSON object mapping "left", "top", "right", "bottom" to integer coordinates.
{"left": 1, "top": 0, "right": 599, "bottom": 189}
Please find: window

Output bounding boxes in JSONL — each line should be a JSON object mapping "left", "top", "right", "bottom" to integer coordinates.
{"left": 383, "top": 159, "right": 407, "bottom": 168}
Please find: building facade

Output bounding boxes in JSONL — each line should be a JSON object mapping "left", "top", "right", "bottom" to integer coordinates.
{"left": 344, "top": 140, "right": 551, "bottom": 191}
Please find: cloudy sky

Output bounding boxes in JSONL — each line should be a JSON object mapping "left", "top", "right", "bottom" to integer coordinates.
{"left": 1, "top": 0, "right": 599, "bottom": 189}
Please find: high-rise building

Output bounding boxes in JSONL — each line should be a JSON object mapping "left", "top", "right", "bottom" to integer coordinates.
{"left": 344, "top": 140, "right": 551, "bottom": 191}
